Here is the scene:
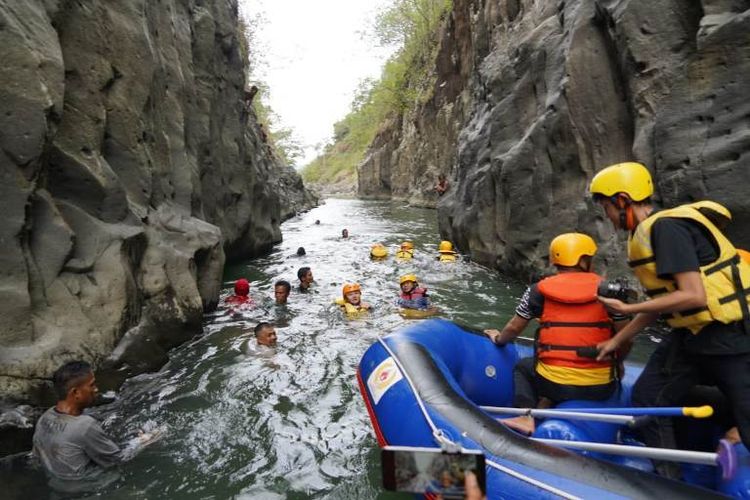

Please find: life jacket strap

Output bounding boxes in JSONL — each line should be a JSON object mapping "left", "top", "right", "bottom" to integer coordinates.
{"left": 539, "top": 321, "right": 612, "bottom": 329}
{"left": 628, "top": 256, "right": 655, "bottom": 268}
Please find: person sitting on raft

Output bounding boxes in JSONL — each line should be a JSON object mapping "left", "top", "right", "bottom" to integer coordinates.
{"left": 371, "top": 243, "right": 389, "bottom": 261}
{"left": 396, "top": 241, "right": 414, "bottom": 260}
{"left": 437, "top": 240, "right": 458, "bottom": 262}
{"left": 336, "top": 283, "right": 372, "bottom": 315}
{"left": 225, "top": 278, "right": 253, "bottom": 307}
{"left": 484, "top": 233, "right": 630, "bottom": 435}
{"left": 397, "top": 274, "right": 431, "bottom": 310}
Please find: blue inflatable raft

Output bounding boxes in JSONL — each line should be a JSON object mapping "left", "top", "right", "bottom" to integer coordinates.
{"left": 357, "top": 319, "right": 750, "bottom": 499}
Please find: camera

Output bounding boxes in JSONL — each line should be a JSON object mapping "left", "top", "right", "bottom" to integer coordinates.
{"left": 381, "top": 446, "right": 485, "bottom": 498}
{"left": 597, "top": 278, "right": 638, "bottom": 303}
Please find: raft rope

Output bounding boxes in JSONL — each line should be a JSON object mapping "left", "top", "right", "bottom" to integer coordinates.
{"left": 485, "top": 459, "right": 582, "bottom": 500}
{"left": 377, "top": 338, "right": 585, "bottom": 498}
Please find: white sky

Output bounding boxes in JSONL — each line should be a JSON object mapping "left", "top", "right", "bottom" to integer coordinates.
{"left": 239, "top": 0, "right": 396, "bottom": 167}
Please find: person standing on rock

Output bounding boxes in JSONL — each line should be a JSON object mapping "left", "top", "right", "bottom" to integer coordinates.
{"left": 484, "top": 233, "right": 629, "bottom": 435}
{"left": 434, "top": 174, "right": 449, "bottom": 196}
{"left": 590, "top": 161, "right": 750, "bottom": 479}
{"left": 32, "top": 361, "right": 158, "bottom": 493}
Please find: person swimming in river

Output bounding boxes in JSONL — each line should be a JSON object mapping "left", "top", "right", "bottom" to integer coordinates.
{"left": 335, "top": 283, "right": 371, "bottom": 315}
{"left": 370, "top": 243, "right": 389, "bottom": 260}
{"left": 437, "top": 240, "right": 458, "bottom": 262}
{"left": 254, "top": 322, "right": 278, "bottom": 347}
{"left": 274, "top": 280, "right": 291, "bottom": 305}
{"left": 397, "top": 274, "right": 431, "bottom": 310}
{"left": 297, "top": 267, "right": 314, "bottom": 292}
{"left": 225, "top": 279, "right": 254, "bottom": 309}
{"left": 32, "top": 361, "right": 160, "bottom": 494}
{"left": 396, "top": 241, "right": 414, "bottom": 260}
{"left": 341, "top": 228, "right": 349, "bottom": 239}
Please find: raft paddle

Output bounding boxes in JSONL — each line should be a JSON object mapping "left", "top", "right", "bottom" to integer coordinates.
{"left": 481, "top": 406, "right": 640, "bottom": 426}
{"left": 481, "top": 405, "right": 713, "bottom": 419}
{"left": 533, "top": 438, "right": 737, "bottom": 480}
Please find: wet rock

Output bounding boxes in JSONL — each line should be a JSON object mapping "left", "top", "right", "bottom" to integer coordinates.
{"left": 0, "top": 0, "right": 314, "bottom": 422}
{"left": 358, "top": 0, "right": 750, "bottom": 279}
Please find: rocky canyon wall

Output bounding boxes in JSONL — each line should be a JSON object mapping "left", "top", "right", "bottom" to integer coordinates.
{"left": 0, "top": 0, "right": 315, "bottom": 406}
{"left": 358, "top": 0, "right": 750, "bottom": 279}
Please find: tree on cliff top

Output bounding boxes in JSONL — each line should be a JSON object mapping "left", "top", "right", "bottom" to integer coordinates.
{"left": 302, "top": 0, "right": 451, "bottom": 185}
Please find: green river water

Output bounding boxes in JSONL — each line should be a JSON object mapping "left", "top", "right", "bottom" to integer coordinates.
{"left": 3, "top": 198, "right": 661, "bottom": 499}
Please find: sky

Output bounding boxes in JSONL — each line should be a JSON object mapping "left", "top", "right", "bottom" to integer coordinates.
{"left": 239, "top": 0, "right": 396, "bottom": 167}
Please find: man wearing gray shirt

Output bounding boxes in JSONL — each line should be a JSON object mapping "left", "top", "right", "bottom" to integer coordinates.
{"left": 33, "top": 361, "right": 148, "bottom": 493}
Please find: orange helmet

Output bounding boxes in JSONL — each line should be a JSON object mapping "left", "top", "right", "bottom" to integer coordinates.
{"left": 438, "top": 240, "right": 455, "bottom": 253}
{"left": 342, "top": 283, "right": 361, "bottom": 297}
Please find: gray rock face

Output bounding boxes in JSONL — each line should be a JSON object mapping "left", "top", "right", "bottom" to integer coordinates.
{"left": 0, "top": 0, "right": 314, "bottom": 406}
{"left": 358, "top": 0, "right": 750, "bottom": 279}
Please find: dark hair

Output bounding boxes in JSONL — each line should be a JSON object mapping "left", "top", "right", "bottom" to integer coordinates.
{"left": 296, "top": 247, "right": 306, "bottom": 256}
{"left": 52, "top": 361, "right": 92, "bottom": 400}
{"left": 274, "top": 280, "right": 291, "bottom": 293}
{"left": 254, "top": 322, "right": 272, "bottom": 336}
{"left": 297, "top": 267, "right": 311, "bottom": 280}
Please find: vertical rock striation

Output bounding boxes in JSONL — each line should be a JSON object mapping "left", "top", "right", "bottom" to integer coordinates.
{"left": 358, "top": 0, "right": 750, "bottom": 278}
{"left": 0, "top": 0, "right": 315, "bottom": 406}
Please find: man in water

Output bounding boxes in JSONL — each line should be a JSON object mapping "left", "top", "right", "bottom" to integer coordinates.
{"left": 297, "top": 267, "right": 314, "bottom": 292}
{"left": 32, "top": 361, "right": 156, "bottom": 493}
{"left": 341, "top": 228, "right": 349, "bottom": 239}
{"left": 255, "top": 322, "right": 278, "bottom": 347}
{"left": 274, "top": 280, "right": 291, "bottom": 305}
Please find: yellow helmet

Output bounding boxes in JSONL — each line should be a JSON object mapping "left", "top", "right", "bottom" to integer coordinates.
{"left": 589, "top": 162, "right": 653, "bottom": 202}
{"left": 371, "top": 244, "right": 389, "bottom": 258}
{"left": 438, "top": 240, "right": 454, "bottom": 253}
{"left": 342, "top": 283, "right": 361, "bottom": 296}
{"left": 400, "top": 274, "right": 418, "bottom": 285}
{"left": 549, "top": 233, "right": 597, "bottom": 267}
{"left": 400, "top": 241, "right": 414, "bottom": 250}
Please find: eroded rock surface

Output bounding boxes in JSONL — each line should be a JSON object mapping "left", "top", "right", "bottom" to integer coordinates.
{"left": 358, "top": 0, "right": 750, "bottom": 278}
{"left": 0, "top": 0, "right": 314, "bottom": 407}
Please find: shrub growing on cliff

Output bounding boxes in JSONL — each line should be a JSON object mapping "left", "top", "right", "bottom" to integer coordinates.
{"left": 302, "top": 0, "right": 451, "bottom": 185}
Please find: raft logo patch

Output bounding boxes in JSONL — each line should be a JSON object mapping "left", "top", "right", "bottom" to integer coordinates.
{"left": 367, "top": 357, "right": 403, "bottom": 405}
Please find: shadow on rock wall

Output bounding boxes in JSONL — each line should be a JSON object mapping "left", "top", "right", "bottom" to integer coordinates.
{"left": 0, "top": 0, "right": 315, "bottom": 412}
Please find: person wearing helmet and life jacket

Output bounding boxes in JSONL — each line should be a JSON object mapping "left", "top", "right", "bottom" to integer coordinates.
{"left": 397, "top": 274, "right": 430, "bottom": 310}
{"left": 437, "top": 240, "right": 458, "bottom": 262}
{"left": 484, "top": 233, "right": 630, "bottom": 435}
{"left": 590, "top": 162, "right": 750, "bottom": 478}
{"left": 225, "top": 278, "right": 253, "bottom": 306}
{"left": 335, "top": 283, "right": 371, "bottom": 316}
{"left": 371, "top": 243, "right": 389, "bottom": 261}
{"left": 396, "top": 241, "right": 414, "bottom": 260}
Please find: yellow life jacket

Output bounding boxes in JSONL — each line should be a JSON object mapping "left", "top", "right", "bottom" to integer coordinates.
{"left": 334, "top": 298, "right": 369, "bottom": 317}
{"left": 627, "top": 202, "right": 750, "bottom": 334}
{"left": 396, "top": 249, "right": 413, "bottom": 260}
{"left": 438, "top": 253, "right": 457, "bottom": 262}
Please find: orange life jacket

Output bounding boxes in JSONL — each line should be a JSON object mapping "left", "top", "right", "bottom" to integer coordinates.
{"left": 536, "top": 273, "right": 614, "bottom": 385}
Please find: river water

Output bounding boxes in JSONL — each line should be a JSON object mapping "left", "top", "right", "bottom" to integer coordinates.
{"left": 4, "top": 198, "right": 660, "bottom": 499}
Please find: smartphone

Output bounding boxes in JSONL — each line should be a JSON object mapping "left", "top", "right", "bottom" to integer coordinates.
{"left": 381, "top": 446, "right": 486, "bottom": 499}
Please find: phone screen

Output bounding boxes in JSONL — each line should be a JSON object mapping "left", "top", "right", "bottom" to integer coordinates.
{"left": 381, "top": 446, "right": 485, "bottom": 499}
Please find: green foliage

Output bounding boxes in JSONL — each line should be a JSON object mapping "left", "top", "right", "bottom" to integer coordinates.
{"left": 239, "top": 9, "right": 303, "bottom": 167}
{"left": 302, "top": 0, "right": 451, "bottom": 185}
